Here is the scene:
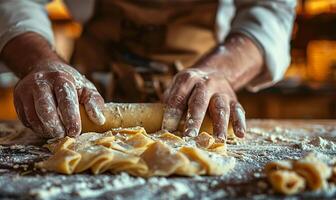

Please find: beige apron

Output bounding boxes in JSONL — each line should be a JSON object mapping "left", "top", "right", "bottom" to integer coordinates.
{"left": 72, "top": 0, "right": 218, "bottom": 102}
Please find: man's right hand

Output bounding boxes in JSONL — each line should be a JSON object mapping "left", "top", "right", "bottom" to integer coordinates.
{"left": 13, "top": 61, "right": 106, "bottom": 138}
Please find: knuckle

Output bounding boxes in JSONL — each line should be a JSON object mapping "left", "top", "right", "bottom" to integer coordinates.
{"left": 61, "top": 98, "right": 77, "bottom": 107}
{"left": 192, "top": 96, "right": 206, "bottom": 107}
{"left": 33, "top": 72, "right": 45, "bottom": 80}
{"left": 214, "top": 101, "right": 228, "bottom": 112}
{"left": 184, "top": 70, "right": 196, "bottom": 79}
{"left": 231, "top": 101, "right": 244, "bottom": 112}
{"left": 168, "top": 94, "right": 186, "bottom": 109}
{"left": 51, "top": 71, "right": 68, "bottom": 78}
{"left": 194, "top": 81, "right": 206, "bottom": 90}
{"left": 191, "top": 91, "right": 208, "bottom": 107}
{"left": 211, "top": 94, "right": 227, "bottom": 110}
{"left": 212, "top": 93, "right": 224, "bottom": 99}
{"left": 186, "top": 116, "right": 203, "bottom": 127}
{"left": 178, "top": 71, "right": 193, "bottom": 80}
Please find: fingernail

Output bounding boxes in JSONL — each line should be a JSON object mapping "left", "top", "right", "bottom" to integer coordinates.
{"left": 67, "top": 123, "right": 80, "bottom": 137}
{"left": 67, "top": 127, "right": 79, "bottom": 137}
{"left": 162, "top": 108, "right": 182, "bottom": 131}
{"left": 236, "top": 107, "right": 246, "bottom": 134}
{"left": 217, "top": 134, "right": 226, "bottom": 142}
{"left": 88, "top": 105, "right": 106, "bottom": 125}
{"left": 236, "top": 127, "right": 245, "bottom": 138}
{"left": 52, "top": 125, "right": 65, "bottom": 138}
{"left": 185, "top": 128, "right": 198, "bottom": 137}
{"left": 96, "top": 110, "right": 106, "bottom": 125}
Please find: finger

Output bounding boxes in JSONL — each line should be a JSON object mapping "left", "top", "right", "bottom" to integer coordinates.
{"left": 230, "top": 102, "right": 246, "bottom": 138}
{"left": 209, "top": 93, "right": 230, "bottom": 141}
{"left": 54, "top": 78, "right": 81, "bottom": 137}
{"left": 184, "top": 82, "right": 211, "bottom": 137}
{"left": 162, "top": 73, "right": 198, "bottom": 131}
{"left": 33, "top": 82, "right": 65, "bottom": 138}
{"left": 22, "top": 96, "right": 44, "bottom": 136}
{"left": 13, "top": 95, "right": 30, "bottom": 127}
{"left": 80, "top": 88, "right": 106, "bottom": 125}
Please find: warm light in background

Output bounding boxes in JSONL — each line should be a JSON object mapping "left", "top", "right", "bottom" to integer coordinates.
{"left": 46, "top": 0, "right": 71, "bottom": 20}
{"left": 304, "top": 0, "right": 336, "bottom": 15}
{"left": 307, "top": 41, "right": 336, "bottom": 82}
{"left": 0, "top": 88, "right": 17, "bottom": 120}
{"left": 47, "top": 0, "right": 82, "bottom": 61}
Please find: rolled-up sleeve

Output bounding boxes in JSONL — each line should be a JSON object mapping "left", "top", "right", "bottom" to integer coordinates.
{"left": 229, "top": 0, "right": 296, "bottom": 92}
{"left": 0, "top": 0, "right": 54, "bottom": 53}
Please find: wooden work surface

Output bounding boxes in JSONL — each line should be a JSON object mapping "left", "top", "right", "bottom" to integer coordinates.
{"left": 0, "top": 119, "right": 336, "bottom": 200}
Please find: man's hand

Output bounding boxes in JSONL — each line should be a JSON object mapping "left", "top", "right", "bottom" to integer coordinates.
{"left": 14, "top": 61, "right": 105, "bottom": 138}
{"left": 162, "top": 34, "right": 264, "bottom": 140}
{"left": 163, "top": 68, "right": 245, "bottom": 140}
{"left": 1, "top": 32, "right": 105, "bottom": 138}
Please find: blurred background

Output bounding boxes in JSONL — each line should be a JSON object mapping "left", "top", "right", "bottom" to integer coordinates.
{"left": 0, "top": 0, "right": 335, "bottom": 120}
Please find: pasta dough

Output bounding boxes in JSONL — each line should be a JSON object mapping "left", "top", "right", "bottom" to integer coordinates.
{"left": 293, "top": 154, "right": 331, "bottom": 190}
{"left": 268, "top": 170, "right": 305, "bottom": 195}
{"left": 37, "top": 127, "right": 236, "bottom": 177}
{"left": 264, "top": 153, "right": 333, "bottom": 195}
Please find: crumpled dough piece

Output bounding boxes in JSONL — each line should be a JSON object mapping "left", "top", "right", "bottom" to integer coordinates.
{"left": 195, "top": 132, "right": 215, "bottom": 148}
{"left": 179, "top": 146, "right": 235, "bottom": 175}
{"left": 293, "top": 156, "right": 331, "bottom": 190}
{"left": 37, "top": 127, "right": 236, "bottom": 177}
{"left": 158, "top": 132, "right": 185, "bottom": 146}
{"left": 265, "top": 153, "right": 333, "bottom": 195}
{"left": 268, "top": 170, "right": 306, "bottom": 195}
{"left": 125, "top": 132, "right": 154, "bottom": 148}
{"left": 208, "top": 143, "right": 227, "bottom": 155}
{"left": 45, "top": 137, "right": 76, "bottom": 153}
{"left": 141, "top": 141, "right": 189, "bottom": 176}
{"left": 265, "top": 160, "right": 293, "bottom": 176}
{"left": 94, "top": 136, "right": 116, "bottom": 147}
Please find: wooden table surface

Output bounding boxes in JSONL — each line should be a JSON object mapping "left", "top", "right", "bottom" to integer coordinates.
{"left": 0, "top": 119, "right": 336, "bottom": 200}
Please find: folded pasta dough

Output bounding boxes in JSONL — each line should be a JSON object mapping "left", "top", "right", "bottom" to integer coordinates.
{"left": 195, "top": 132, "right": 215, "bottom": 148}
{"left": 179, "top": 146, "right": 235, "bottom": 175}
{"left": 125, "top": 132, "right": 154, "bottom": 149}
{"left": 265, "top": 153, "right": 333, "bottom": 195}
{"left": 268, "top": 170, "right": 305, "bottom": 195}
{"left": 74, "top": 146, "right": 115, "bottom": 174}
{"left": 158, "top": 132, "right": 185, "bottom": 146}
{"left": 141, "top": 141, "right": 189, "bottom": 176}
{"left": 37, "top": 127, "right": 236, "bottom": 177}
{"left": 36, "top": 148, "right": 81, "bottom": 174}
{"left": 293, "top": 156, "right": 331, "bottom": 190}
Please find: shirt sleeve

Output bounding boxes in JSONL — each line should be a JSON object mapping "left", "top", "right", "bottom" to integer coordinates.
{"left": 229, "top": 0, "right": 297, "bottom": 92}
{"left": 0, "top": 0, "right": 54, "bottom": 54}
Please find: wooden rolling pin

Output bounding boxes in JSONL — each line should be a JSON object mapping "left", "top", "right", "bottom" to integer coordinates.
{"left": 80, "top": 103, "right": 213, "bottom": 133}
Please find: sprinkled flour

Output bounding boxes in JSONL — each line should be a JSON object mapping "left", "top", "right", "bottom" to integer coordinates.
{"left": 0, "top": 120, "right": 336, "bottom": 199}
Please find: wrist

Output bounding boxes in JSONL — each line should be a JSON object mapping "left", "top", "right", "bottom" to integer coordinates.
{"left": 0, "top": 32, "right": 62, "bottom": 78}
{"left": 193, "top": 33, "right": 263, "bottom": 90}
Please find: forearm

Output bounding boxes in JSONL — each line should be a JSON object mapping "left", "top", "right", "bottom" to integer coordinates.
{"left": 0, "top": 32, "right": 61, "bottom": 78}
{"left": 194, "top": 33, "right": 263, "bottom": 90}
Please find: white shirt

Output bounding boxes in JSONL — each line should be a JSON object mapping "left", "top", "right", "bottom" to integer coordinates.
{"left": 0, "top": 0, "right": 296, "bottom": 91}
